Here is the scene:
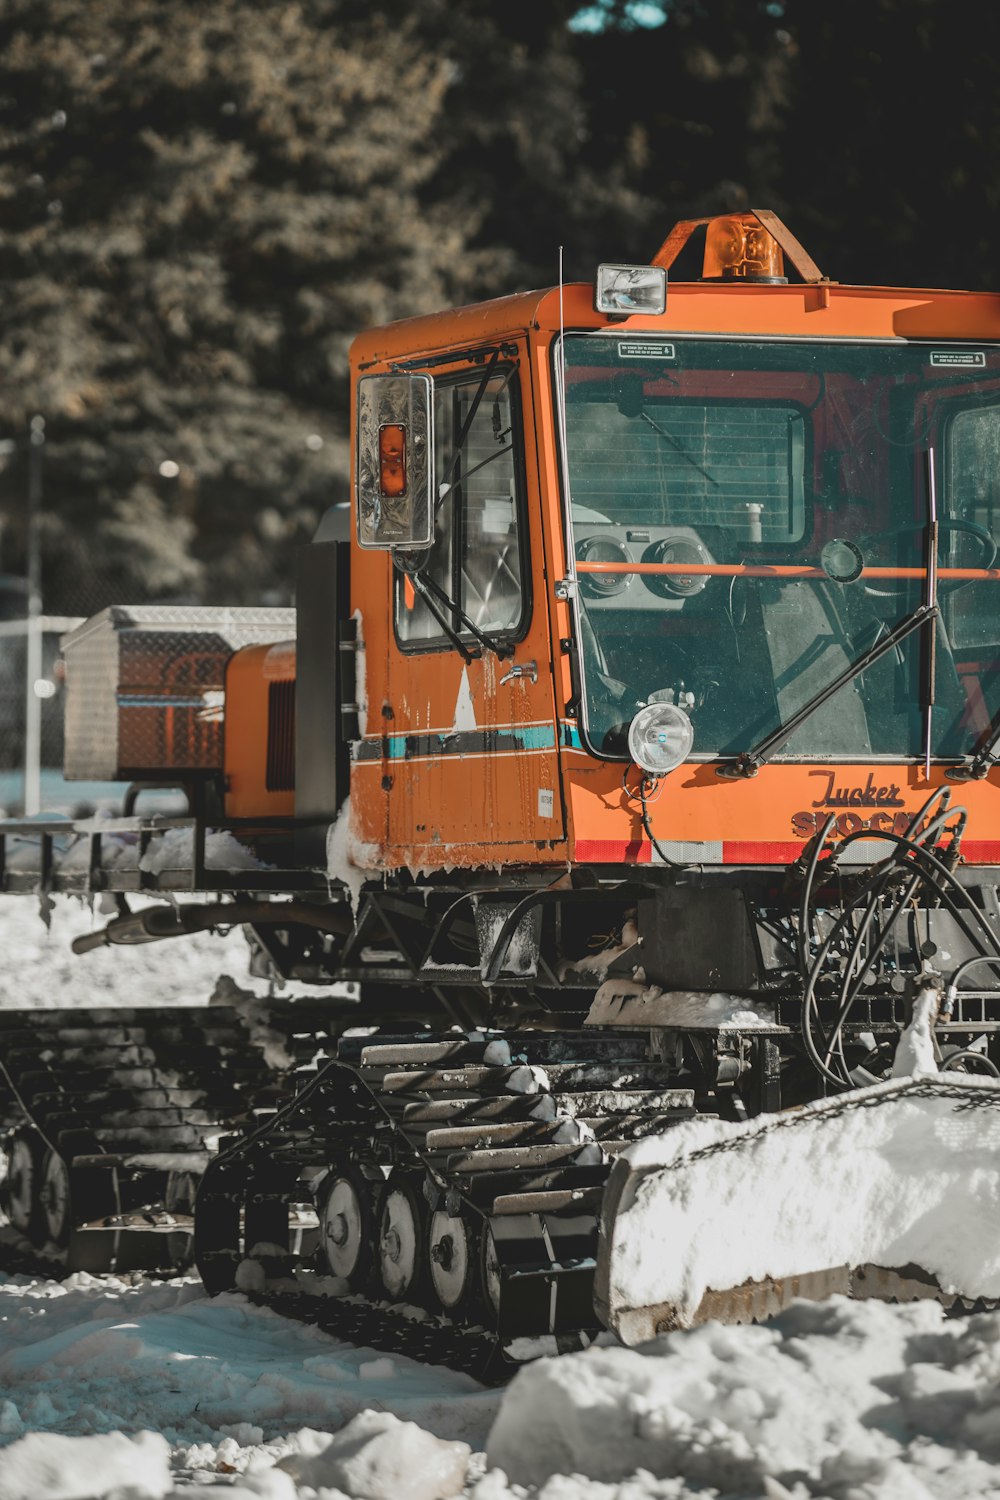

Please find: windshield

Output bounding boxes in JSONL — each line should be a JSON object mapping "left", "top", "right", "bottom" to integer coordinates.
{"left": 561, "top": 333, "right": 1000, "bottom": 762}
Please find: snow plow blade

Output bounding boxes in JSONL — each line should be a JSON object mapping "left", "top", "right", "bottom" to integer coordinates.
{"left": 594, "top": 1075, "right": 1000, "bottom": 1345}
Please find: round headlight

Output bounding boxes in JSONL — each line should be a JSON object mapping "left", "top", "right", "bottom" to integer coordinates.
{"left": 628, "top": 702, "right": 694, "bottom": 777}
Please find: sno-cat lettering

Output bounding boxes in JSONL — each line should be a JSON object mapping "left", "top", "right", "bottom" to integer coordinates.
{"left": 808, "top": 770, "right": 904, "bottom": 809}
{"left": 791, "top": 809, "right": 927, "bottom": 840}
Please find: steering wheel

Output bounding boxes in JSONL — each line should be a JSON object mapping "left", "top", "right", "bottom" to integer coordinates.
{"left": 858, "top": 518, "right": 997, "bottom": 597}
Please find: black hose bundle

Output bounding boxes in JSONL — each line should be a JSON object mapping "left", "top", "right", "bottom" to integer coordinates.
{"left": 796, "top": 787, "right": 1000, "bottom": 1089}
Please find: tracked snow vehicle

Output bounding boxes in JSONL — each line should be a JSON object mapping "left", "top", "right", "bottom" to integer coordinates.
{"left": 6, "top": 210, "right": 1000, "bottom": 1354}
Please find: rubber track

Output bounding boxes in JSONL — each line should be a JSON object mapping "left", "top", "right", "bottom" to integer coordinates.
{"left": 194, "top": 1029, "right": 703, "bottom": 1366}
{"left": 0, "top": 1001, "right": 336, "bottom": 1270}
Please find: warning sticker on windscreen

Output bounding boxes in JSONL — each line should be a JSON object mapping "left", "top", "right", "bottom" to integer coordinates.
{"left": 618, "top": 342, "right": 676, "bottom": 359}
{"left": 930, "top": 351, "right": 987, "bottom": 368}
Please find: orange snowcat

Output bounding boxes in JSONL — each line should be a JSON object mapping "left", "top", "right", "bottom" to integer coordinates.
{"left": 4, "top": 210, "right": 1000, "bottom": 1366}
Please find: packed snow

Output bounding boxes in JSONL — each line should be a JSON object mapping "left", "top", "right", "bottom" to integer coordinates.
{"left": 6, "top": 896, "right": 1000, "bottom": 1498}
{"left": 9, "top": 1274, "right": 1000, "bottom": 1499}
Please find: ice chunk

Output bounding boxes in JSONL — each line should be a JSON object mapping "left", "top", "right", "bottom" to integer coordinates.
{"left": 505, "top": 1064, "right": 549, "bottom": 1095}
{"left": 891, "top": 981, "right": 941, "bottom": 1078}
{"left": 0, "top": 1430, "right": 170, "bottom": 1500}
{"left": 235, "top": 1259, "right": 266, "bottom": 1293}
{"left": 278, "top": 1410, "right": 470, "bottom": 1499}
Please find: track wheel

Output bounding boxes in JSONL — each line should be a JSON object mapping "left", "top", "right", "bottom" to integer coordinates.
{"left": 5, "top": 1131, "right": 43, "bottom": 1239}
{"left": 428, "top": 1208, "right": 479, "bottom": 1315}
{"left": 319, "top": 1165, "right": 374, "bottom": 1288}
{"left": 480, "top": 1223, "right": 502, "bottom": 1328}
{"left": 39, "top": 1151, "right": 72, "bottom": 1247}
{"left": 377, "top": 1173, "right": 427, "bottom": 1302}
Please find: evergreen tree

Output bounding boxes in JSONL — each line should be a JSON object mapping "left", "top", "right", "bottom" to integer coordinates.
{"left": 570, "top": 0, "right": 793, "bottom": 266}
{"left": 0, "top": 0, "right": 470, "bottom": 611}
{"left": 776, "top": 0, "right": 1000, "bottom": 290}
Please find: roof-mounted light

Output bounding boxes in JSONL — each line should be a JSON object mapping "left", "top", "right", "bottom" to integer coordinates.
{"left": 703, "top": 212, "right": 786, "bottom": 284}
{"left": 651, "top": 209, "right": 824, "bottom": 285}
{"left": 595, "top": 263, "right": 666, "bottom": 317}
{"left": 628, "top": 702, "right": 694, "bottom": 778}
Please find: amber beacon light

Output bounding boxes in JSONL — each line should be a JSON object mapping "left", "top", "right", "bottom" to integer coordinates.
{"left": 703, "top": 212, "right": 786, "bottom": 283}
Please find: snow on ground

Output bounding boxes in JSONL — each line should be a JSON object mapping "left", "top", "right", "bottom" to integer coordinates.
{"left": 0, "top": 893, "right": 264, "bottom": 1011}
{"left": 0, "top": 1271, "right": 497, "bottom": 1498}
{"left": 7, "top": 1277, "right": 1000, "bottom": 1499}
{"left": 6, "top": 896, "right": 1000, "bottom": 1497}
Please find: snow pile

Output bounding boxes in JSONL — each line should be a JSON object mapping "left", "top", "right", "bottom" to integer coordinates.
{"left": 0, "top": 1431, "right": 171, "bottom": 1500}
{"left": 0, "top": 1271, "right": 495, "bottom": 1497}
{"left": 601, "top": 1074, "right": 1000, "bottom": 1337}
{"left": 15, "top": 1275, "right": 1000, "bottom": 1497}
{"left": 485, "top": 1296, "right": 1000, "bottom": 1498}
{"left": 277, "top": 1410, "right": 470, "bottom": 1498}
{"left": 137, "top": 826, "right": 272, "bottom": 874}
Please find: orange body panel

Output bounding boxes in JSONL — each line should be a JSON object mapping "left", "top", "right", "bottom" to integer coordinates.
{"left": 348, "top": 384, "right": 566, "bottom": 871}
{"left": 348, "top": 277, "right": 1000, "bottom": 871}
{"left": 564, "top": 757, "right": 1000, "bottom": 866}
{"left": 224, "top": 641, "right": 296, "bottom": 819}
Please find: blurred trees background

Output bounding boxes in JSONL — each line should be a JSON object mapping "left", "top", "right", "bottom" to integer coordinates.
{"left": 0, "top": 0, "right": 998, "bottom": 615}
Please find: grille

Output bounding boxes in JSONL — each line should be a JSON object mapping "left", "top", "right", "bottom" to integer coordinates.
{"left": 266, "top": 679, "right": 296, "bottom": 792}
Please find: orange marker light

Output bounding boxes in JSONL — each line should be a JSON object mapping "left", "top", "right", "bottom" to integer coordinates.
{"left": 379, "top": 424, "right": 407, "bottom": 497}
{"left": 703, "top": 213, "right": 785, "bottom": 283}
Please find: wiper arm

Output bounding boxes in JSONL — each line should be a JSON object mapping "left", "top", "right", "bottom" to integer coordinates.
{"left": 717, "top": 604, "right": 939, "bottom": 779}
{"left": 948, "top": 723, "right": 1000, "bottom": 781}
{"left": 947, "top": 711, "right": 1000, "bottom": 781}
{"left": 408, "top": 568, "right": 514, "bottom": 663}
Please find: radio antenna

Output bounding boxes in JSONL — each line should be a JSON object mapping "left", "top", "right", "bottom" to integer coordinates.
{"left": 557, "top": 246, "right": 578, "bottom": 594}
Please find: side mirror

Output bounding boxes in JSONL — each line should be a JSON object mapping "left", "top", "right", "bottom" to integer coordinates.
{"left": 356, "top": 374, "right": 434, "bottom": 550}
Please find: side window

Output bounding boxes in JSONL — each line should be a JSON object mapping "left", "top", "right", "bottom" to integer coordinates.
{"left": 396, "top": 367, "right": 526, "bottom": 647}
{"left": 945, "top": 402, "right": 1000, "bottom": 650}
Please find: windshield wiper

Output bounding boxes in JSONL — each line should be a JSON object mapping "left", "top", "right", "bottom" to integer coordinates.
{"left": 717, "top": 604, "right": 939, "bottom": 779}
{"left": 407, "top": 568, "right": 514, "bottom": 664}
{"left": 720, "top": 450, "right": 942, "bottom": 780}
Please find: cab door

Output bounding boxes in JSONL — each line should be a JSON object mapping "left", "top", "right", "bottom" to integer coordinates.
{"left": 384, "top": 348, "right": 565, "bottom": 869}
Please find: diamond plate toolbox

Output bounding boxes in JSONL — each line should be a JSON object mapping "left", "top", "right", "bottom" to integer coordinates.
{"left": 62, "top": 605, "right": 296, "bottom": 780}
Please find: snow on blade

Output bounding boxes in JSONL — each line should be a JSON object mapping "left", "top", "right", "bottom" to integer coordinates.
{"left": 596, "top": 1074, "right": 1000, "bottom": 1342}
